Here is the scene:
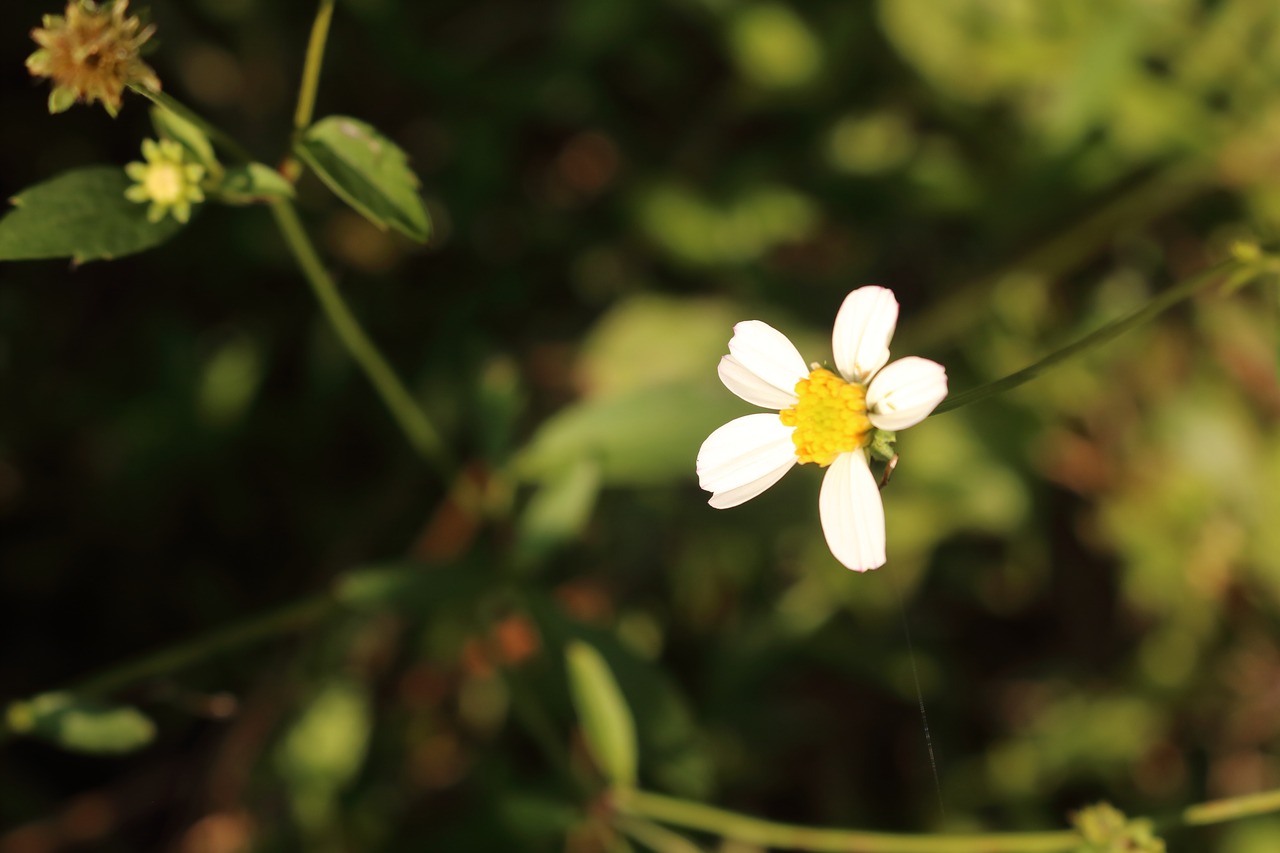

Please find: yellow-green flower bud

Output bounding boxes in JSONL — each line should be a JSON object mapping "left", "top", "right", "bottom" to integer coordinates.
{"left": 124, "top": 139, "right": 206, "bottom": 224}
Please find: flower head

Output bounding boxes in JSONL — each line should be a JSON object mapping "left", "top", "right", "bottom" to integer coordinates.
{"left": 124, "top": 138, "right": 205, "bottom": 223}
{"left": 27, "top": 0, "right": 160, "bottom": 117}
{"left": 696, "top": 286, "right": 947, "bottom": 571}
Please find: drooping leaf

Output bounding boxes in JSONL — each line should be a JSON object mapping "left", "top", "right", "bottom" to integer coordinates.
{"left": 6, "top": 692, "right": 155, "bottom": 755}
{"left": 217, "top": 163, "right": 297, "bottom": 204}
{"left": 151, "top": 105, "right": 220, "bottom": 175}
{"left": 295, "top": 116, "right": 430, "bottom": 241}
{"left": 0, "top": 167, "right": 186, "bottom": 263}
{"left": 565, "top": 640, "right": 638, "bottom": 787}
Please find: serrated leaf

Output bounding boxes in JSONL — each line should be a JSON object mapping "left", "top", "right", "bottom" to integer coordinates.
{"left": 0, "top": 167, "right": 185, "bottom": 263}
{"left": 566, "top": 641, "right": 638, "bottom": 787}
{"left": 217, "top": 163, "right": 296, "bottom": 204}
{"left": 6, "top": 692, "right": 155, "bottom": 755}
{"left": 150, "top": 105, "right": 220, "bottom": 175}
{"left": 295, "top": 116, "right": 430, "bottom": 242}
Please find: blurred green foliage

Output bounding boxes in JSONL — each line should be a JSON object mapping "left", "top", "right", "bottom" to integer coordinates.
{"left": 2, "top": 0, "right": 1280, "bottom": 850}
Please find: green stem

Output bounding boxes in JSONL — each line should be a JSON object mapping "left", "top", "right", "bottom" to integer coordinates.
{"left": 932, "top": 256, "right": 1252, "bottom": 416}
{"left": 128, "top": 84, "right": 254, "bottom": 164}
{"left": 294, "top": 0, "right": 336, "bottom": 134}
{"left": 68, "top": 595, "right": 335, "bottom": 698}
{"left": 1173, "top": 788, "right": 1280, "bottom": 832}
{"left": 614, "top": 789, "right": 1079, "bottom": 853}
{"left": 268, "top": 199, "right": 453, "bottom": 475}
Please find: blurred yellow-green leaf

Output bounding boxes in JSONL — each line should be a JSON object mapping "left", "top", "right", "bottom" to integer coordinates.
{"left": 6, "top": 693, "right": 155, "bottom": 755}
{"left": 565, "top": 640, "right": 638, "bottom": 787}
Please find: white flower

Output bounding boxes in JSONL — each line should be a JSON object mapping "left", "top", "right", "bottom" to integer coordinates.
{"left": 696, "top": 286, "right": 947, "bottom": 571}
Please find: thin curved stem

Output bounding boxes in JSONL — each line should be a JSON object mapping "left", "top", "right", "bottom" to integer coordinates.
{"left": 283, "top": 0, "right": 337, "bottom": 181}
{"left": 932, "top": 256, "right": 1259, "bottom": 416}
{"left": 269, "top": 199, "right": 453, "bottom": 475}
{"left": 614, "top": 789, "right": 1079, "bottom": 853}
{"left": 294, "top": 0, "right": 336, "bottom": 134}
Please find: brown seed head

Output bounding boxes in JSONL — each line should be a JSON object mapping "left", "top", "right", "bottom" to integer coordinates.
{"left": 26, "top": 0, "right": 160, "bottom": 117}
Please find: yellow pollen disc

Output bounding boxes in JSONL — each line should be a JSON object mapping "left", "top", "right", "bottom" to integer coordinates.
{"left": 144, "top": 162, "right": 184, "bottom": 204}
{"left": 778, "top": 368, "right": 871, "bottom": 467}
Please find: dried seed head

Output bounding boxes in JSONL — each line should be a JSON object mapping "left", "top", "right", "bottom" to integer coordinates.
{"left": 27, "top": 0, "right": 160, "bottom": 117}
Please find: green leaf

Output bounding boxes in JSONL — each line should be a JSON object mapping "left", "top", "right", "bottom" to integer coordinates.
{"left": 0, "top": 167, "right": 185, "bottom": 263}
{"left": 150, "top": 105, "right": 220, "bottom": 175}
{"left": 514, "top": 381, "right": 743, "bottom": 485}
{"left": 565, "top": 641, "right": 638, "bottom": 787}
{"left": 274, "top": 678, "right": 372, "bottom": 831}
{"left": 6, "top": 693, "right": 155, "bottom": 755}
{"left": 531, "top": 599, "right": 712, "bottom": 797}
{"left": 295, "top": 116, "right": 430, "bottom": 242}
{"left": 217, "top": 163, "right": 297, "bottom": 204}
{"left": 516, "top": 458, "right": 601, "bottom": 567}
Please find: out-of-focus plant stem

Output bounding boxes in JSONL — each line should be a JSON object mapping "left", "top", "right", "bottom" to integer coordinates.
{"left": 932, "top": 251, "right": 1278, "bottom": 415}
{"left": 613, "top": 789, "right": 1080, "bottom": 852}
{"left": 269, "top": 198, "right": 453, "bottom": 476}
{"left": 617, "top": 785, "right": 1280, "bottom": 852}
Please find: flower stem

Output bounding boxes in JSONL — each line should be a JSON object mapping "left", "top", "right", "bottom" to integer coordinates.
{"left": 283, "top": 0, "right": 336, "bottom": 181}
{"left": 933, "top": 255, "right": 1264, "bottom": 416}
{"left": 294, "top": 0, "right": 335, "bottom": 133}
{"left": 268, "top": 199, "right": 453, "bottom": 475}
{"left": 613, "top": 789, "right": 1080, "bottom": 852}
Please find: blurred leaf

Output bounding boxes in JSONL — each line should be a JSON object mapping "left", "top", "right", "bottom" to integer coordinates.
{"left": 577, "top": 295, "right": 741, "bottom": 398}
{"left": 151, "top": 105, "right": 220, "bottom": 175}
{"left": 516, "top": 458, "right": 601, "bottom": 566}
{"left": 6, "top": 692, "right": 155, "bottom": 755}
{"left": 197, "top": 332, "right": 264, "bottom": 427}
{"left": 566, "top": 640, "right": 639, "bottom": 787}
{"left": 275, "top": 678, "right": 372, "bottom": 830}
{"left": 295, "top": 116, "right": 430, "bottom": 241}
{"left": 0, "top": 167, "right": 185, "bottom": 263}
{"left": 333, "top": 560, "right": 487, "bottom": 613}
{"left": 728, "top": 3, "right": 822, "bottom": 90}
{"left": 531, "top": 598, "right": 713, "bottom": 797}
{"left": 217, "top": 163, "right": 297, "bottom": 204}
{"left": 513, "top": 381, "right": 742, "bottom": 486}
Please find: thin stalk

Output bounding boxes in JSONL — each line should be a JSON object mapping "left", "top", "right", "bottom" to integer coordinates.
{"left": 269, "top": 199, "right": 453, "bottom": 475}
{"left": 294, "top": 0, "right": 336, "bottom": 133}
{"left": 614, "top": 789, "right": 1080, "bottom": 853}
{"left": 932, "top": 257, "right": 1251, "bottom": 416}
{"left": 283, "top": 0, "right": 337, "bottom": 181}
{"left": 127, "top": 84, "right": 253, "bottom": 164}
{"left": 68, "top": 595, "right": 334, "bottom": 698}
{"left": 1173, "top": 788, "right": 1280, "bottom": 831}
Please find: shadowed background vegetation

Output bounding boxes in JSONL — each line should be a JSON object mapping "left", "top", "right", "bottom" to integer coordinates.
{"left": 2, "top": 0, "right": 1280, "bottom": 850}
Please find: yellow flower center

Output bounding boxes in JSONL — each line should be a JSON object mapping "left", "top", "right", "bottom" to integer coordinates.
{"left": 144, "top": 162, "right": 184, "bottom": 204}
{"left": 778, "top": 368, "right": 871, "bottom": 467}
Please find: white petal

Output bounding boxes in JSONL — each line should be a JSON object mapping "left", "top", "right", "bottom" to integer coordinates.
{"left": 818, "top": 451, "right": 886, "bottom": 572}
{"left": 722, "top": 320, "right": 808, "bottom": 405}
{"left": 832, "top": 286, "right": 898, "bottom": 384}
{"left": 866, "top": 356, "right": 948, "bottom": 431}
{"left": 696, "top": 413, "right": 797, "bottom": 508}
{"left": 718, "top": 355, "right": 799, "bottom": 410}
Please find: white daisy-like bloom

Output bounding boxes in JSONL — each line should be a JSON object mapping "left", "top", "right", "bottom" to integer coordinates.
{"left": 696, "top": 286, "right": 948, "bottom": 571}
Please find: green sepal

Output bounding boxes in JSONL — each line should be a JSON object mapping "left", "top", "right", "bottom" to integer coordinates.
{"left": 216, "top": 163, "right": 297, "bottom": 205}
